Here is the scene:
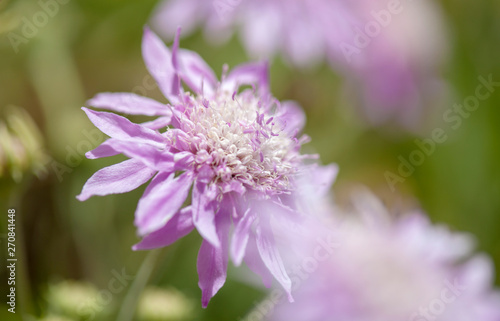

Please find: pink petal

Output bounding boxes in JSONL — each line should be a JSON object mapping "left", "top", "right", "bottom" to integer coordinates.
{"left": 95, "top": 139, "right": 179, "bottom": 172}
{"left": 81, "top": 107, "right": 165, "bottom": 147}
{"left": 87, "top": 92, "right": 172, "bottom": 117}
{"left": 255, "top": 219, "right": 293, "bottom": 301}
{"left": 192, "top": 181, "right": 220, "bottom": 248}
{"left": 164, "top": 127, "right": 193, "bottom": 151}
{"left": 244, "top": 233, "right": 274, "bottom": 288}
{"left": 177, "top": 49, "right": 217, "bottom": 95}
{"left": 135, "top": 171, "right": 193, "bottom": 235}
{"left": 221, "top": 62, "right": 270, "bottom": 96}
{"left": 240, "top": 6, "right": 281, "bottom": 59}
{"left": 172, "top": 151, "right": 196, "bottom": 170}
{"left": 284, "top": 16, "right": 324, "bottom": 66}
{"left": 309, "top": 163, "right": 339, "bottom": 197}
{"left": 85, "top": 138, "right": 120, "bottom": 159}
{"left": 197, "top": 205, "right": 231, "bottom": 308}
{"left": 142, "top": 27, "right": 181, "bottom": 104}
{"left": 141, "top": 116, "right": 172, "bottom": 130}
{"left": 278, "top": 100, "right": 306, "bottom": 135}
{"left": 231, "top": 207, "right": 255, "bottom": 266}
{"left": 132, "top": 206, "right": 194, "bottom": 250}
{"left": 76, "top": 159, "right": 156, "bottom": 201}
{"left": 150, "top": 0, "right": 203, "bottom": 40}
{"left": 221, "top": 180, "right": 246, "bottom": 195}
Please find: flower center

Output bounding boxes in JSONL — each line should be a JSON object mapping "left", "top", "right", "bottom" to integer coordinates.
{"left": 174, "top": 90, "right": 300, "bottom": 193}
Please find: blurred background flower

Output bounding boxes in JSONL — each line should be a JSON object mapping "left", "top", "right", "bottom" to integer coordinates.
{"left": 44, "top": 280, "right": 100, "bottom": 320}
{"left": 0, "top": 105, "right": 48, "bottom": 183}
{"left": 0, "top": 0, "right": 499, "bottom": 320}
{"left": 136, "top": 286, "right": 195, "bottom": 321}
{"left": 268, "top": 190, "right": 500, "bottom": 321}
{"left": 151, "top": 0, "right": 451, "bottom": 130}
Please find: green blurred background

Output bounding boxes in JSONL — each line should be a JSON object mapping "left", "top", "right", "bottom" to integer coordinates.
{"left": 0, "top": 0, "right": 499, "bottom": 320}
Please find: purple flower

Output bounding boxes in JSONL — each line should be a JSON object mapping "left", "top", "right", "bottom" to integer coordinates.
{"left": 151, "top": 0, "right": 342, "bottom": 67}
{"left": 331, "top": 0, "right": 450, "bottom": 129}
{"left": 151, "top": 0, "right": 449, "bottom": 129}
{"left": 268, "top": 191, "right": 500, "bottom": 321}
{"left": 77, "top": 28, "right": 335, "bottom": 307}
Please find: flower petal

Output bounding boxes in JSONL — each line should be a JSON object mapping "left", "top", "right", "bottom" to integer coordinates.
{"left": 150, "top": 0, "right": 204, "bottom": 40}
{"left": 192, "top": 181, "right": 220, "bottom": 248}
{"left": 142, "top": 27, "right": 181, "bottom": 104}
{"left": 296, "top": 164, "right": 339, "bottom": 200}
{"left": 132, "top": 206, "right": 194, "bottom": 250}
{"left": 177, "top": 49, "right": 217, "bottom": 95}
{"left": 81, "top": 107, "right": 165, "bottom": 147}
{"left": 197, "top": 205, "right": 231, "bottom": 308}
{"left": 76, "top": 159, "right": 156, "bottom": 201}
{"left": 284, "top": 14, "right": 324, "bottom": 66}
{"left": 221, "top": 62, "right": 270, "bottom": 96}
{"left": 96, "top": 139, "right": 178, "bottom": 172}
{"left": 278, "top": 100, "right": 306, "bottom": 135}
{"left": 255, "top": 219, "right": 293, "bottom": 301}
{"left": 135, "top": 171, "right": 193, "bottom": 235}
{"left": 244, "top": 233, "right": 274, "bottom": 288}
{"left": 141, "top": 116, "right": 172, "bottom": 130}
{"left": 85, "top": 138, "right": 121, "bottom": 159}
{"left": 231, "top": 207, "right": 255, "bottom": 266}
{"left": 240, "top": 7, "right": 281, "bottom": 61}
{"left": 311, "top": 163, "right": 338, "bottom": 197}
{"left": 87, "top": 92, "right": 172, "bottom": 117}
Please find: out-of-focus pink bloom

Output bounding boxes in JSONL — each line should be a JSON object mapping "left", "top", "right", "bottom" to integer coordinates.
{"left": 268, "top": 191, "right": 500, "bottom": 321}
{"left": 77, "top": 28, "right": 336, "bottom": 307}
{"left": 151, "top": 0, "right": 346, "bottom": 67}
{"left": 334, "top": 0, "right": 449, "bottom": 129}
{"left": 151, "top": 0, "right": 449, "bottom": 129}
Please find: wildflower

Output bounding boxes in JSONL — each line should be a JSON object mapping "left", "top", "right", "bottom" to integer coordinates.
{"left": 332, "top": 0, "right": 450, "bottom": 129}
{"left": 269, "top": 190, "right": 500, "bottom": 321}
{"left": 77, "top": 28, "right": 335, "bottom": 307}
{"left": 151, "top": 0, "right": 340, "bottom": 67}
{"left": 151, "top": 0, "right": 449, "bottom": 129}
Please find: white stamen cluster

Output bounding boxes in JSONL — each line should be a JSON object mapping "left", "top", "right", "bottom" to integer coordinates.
{"left": 177, "top": 90, "right": 300, "bottom": 193}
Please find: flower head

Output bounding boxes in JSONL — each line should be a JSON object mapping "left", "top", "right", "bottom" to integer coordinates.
{"left": 269, "top": 190, "right": 500, "bottom": 321}
{"left": 151, "top": 0, "right": 340, "bottom": 67}
{"left": 152, "top": 0, "right": 449, "bottom": 129}
{"left": 77, "top": 28, "right": 335, "bottom": 307}
{"left": 164, "top": 83, "right": 303, "bottom": 195}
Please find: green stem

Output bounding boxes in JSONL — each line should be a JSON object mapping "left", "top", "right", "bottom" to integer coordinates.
{"left": 115, "top": 249, "right": 161, "bottom": 321}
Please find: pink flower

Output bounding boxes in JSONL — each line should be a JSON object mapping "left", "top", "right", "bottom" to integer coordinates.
{"left": 333, "top": 0, "right": 449, "bottom": 129}
{"left": 151, "top": 0, "right": 342, "bottom": 67}
{"left": 77, "top": 28, "right": 336, "bottom": 307}
{"left": 268, "top": 191, "right": 500, "bottom": 321}
{"left": 151, "top": 0, "right": 449, "bottom": 129}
